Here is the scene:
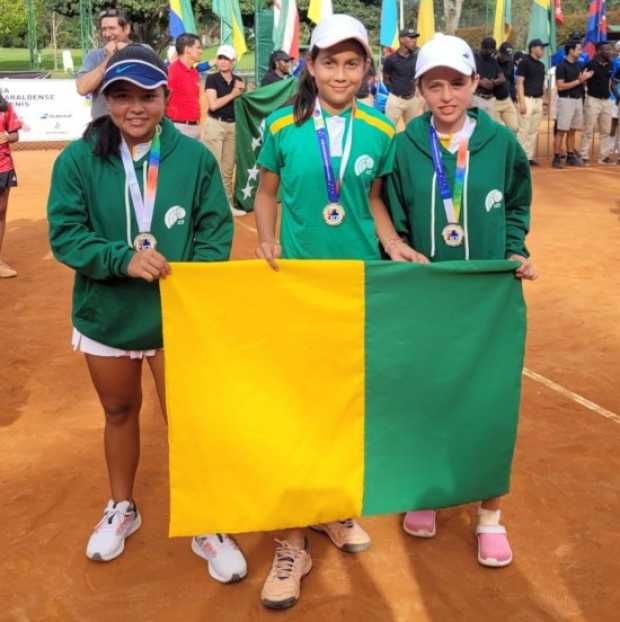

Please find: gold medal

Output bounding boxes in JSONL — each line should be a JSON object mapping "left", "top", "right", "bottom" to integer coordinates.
{"left": 133, "top": 232, "right": 157, "bottom": 252}
{"left": 441, "top": 224, "right": 464, "bottom": 247}
{"left": 323, "top": 203, "right": 346, "bottom": 226}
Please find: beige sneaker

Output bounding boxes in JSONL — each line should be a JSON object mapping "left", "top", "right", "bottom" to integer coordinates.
{"left": 311, "top": 519, "right": 371, "bottom": 553}
{"left": 261, "top": 538, "right": 312, "bottom": 610}
{"left": 0, "top": 260, "right": 17, "bottom": 278}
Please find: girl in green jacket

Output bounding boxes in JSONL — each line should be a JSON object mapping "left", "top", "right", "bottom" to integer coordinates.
{"left": 374, "top": 34, "right": 538, "bottom": 568}
{"left": 47, "top": 45, "right": 247, "bottom": 583}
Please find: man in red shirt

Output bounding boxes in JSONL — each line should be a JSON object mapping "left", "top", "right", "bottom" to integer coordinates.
{"left": 167, "top": 33, "right": 204, "bottom": 139}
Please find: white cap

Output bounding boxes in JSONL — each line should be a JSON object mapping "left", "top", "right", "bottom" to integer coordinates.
{"left": 415, "top": 33, "right": 476, "bottom": 80}
{"left": 310, "top": 14, "right": 372, "bottom": 58}
{"left": 216, "top": 44, "right": 237, "bottom": 61}
{"left": 615, "top": 40, "right": 620, "bottom": 52}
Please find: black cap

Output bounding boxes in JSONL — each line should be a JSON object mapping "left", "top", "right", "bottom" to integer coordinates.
{"left": 481, "top": 37, "right": 497, "bottom": 50}
{"left": 272, "top": 49, "right": 292, "bottom": 62}
{"left": 528, "top": 38, "right": 549, "bottom": 50}
{"left": 400, "top": 29, "right": 420, "bottom": 39}
{"left": 499, "top": 42, "right": 513, "bottom": 54}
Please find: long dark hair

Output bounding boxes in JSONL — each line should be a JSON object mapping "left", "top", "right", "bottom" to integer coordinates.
{"left": 83, "top": 115, "right": 121, "bottom": 159}
{"left": 293, "top": 47, "right": 321, "bottom": 126}
{"left": 0, "top": 93, "right": 9, "bottom": 112}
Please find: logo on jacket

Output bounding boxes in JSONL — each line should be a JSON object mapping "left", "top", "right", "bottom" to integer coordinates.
{"left": 485, "top": 190, "right": 503, "bottom": 212}
{"left": 354, "top": 155, "right": 375, "bottom": 176}
{"left": 165, "top": 206, "right": 186, "bottom": 228}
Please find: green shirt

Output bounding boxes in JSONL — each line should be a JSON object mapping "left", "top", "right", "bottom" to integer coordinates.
{"left": 258, "top": 101, "right": 396, "bottom": 260}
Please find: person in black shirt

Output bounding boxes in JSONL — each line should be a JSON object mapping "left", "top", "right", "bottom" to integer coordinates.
{"left": 382, "top": 29, "right": 420, "bottom": 128}
{"left": 579, "top": 41, "right": 614, "bottom": 163}
{"left": 357, "top": 58, "right": 377, "bottom": 105}
{"left": 204, "top": 44, "right": 246, "bottom": 215}
{"left": 494, "top": 42, "right": 519, "bottom": 132}
{"left": 553, "top": 41, "right": 593, "bottom": 168}
{"left": 473, "top": 37, "right": 505, "bottom": 119}
{"left": 261, "top": 50, "right": 293, "bottom": 87}
{"left": 516, "top": 39, "right": 548, "bottom": 164}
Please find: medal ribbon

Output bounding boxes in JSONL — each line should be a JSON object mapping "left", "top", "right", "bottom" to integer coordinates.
{"left": 429, "top": 125, "right": 469, "bottom": 225}
{"left": 312, "top": 99, "right": 355, "bottom": 204}
{"left": 120, "top": 128, "right": 161, "bottom": 234}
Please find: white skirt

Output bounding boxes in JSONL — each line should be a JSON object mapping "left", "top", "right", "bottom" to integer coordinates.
{"left": 72, "top": 328, "right": 158, "bottom": 359}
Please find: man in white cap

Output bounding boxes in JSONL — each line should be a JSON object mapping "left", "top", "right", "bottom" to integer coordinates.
{"left": 204, "top": 45, "right": 246, "bottom": 216}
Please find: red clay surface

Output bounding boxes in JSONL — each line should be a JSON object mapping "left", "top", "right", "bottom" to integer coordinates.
{"left": 1, "top": 149, "right": 619, "bottom": 622}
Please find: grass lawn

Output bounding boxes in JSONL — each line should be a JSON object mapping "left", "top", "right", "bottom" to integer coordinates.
{"left": 0, "top": 46, "right": 255, "bottom": 78}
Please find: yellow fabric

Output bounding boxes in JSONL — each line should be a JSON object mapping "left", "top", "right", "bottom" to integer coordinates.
{"left": 493, "top": 0, "right": 510, "bottom": 44}
{"left": 355, "top": 109, "right": 395, "bottom": 138}
{"left": 161, "top": 260, "right": 366, "bottom": 535}
{"left": 417, "top": 0, "right": 436, "bottom": 46}
{"left": 270, "top": 113, "right": 295, "bottom": 135}
{"left": 438, "top": 134, "right": 452, "bottom": 150}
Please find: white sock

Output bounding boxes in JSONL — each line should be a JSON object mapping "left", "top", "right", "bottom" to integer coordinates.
{"left": 478, "top": 508, "right": 501, "bottom": 527}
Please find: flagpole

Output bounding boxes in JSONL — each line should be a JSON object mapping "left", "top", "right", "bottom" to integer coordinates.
{"left": 400, "top": 0, "right": 404, "bottom": 29}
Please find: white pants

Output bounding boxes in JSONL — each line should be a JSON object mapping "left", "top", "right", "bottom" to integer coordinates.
{"left": 579, "top": 96, "right": 613, "bottom": 161}
{"left": 517, "top": 96, "right": 543, "bottom": 160}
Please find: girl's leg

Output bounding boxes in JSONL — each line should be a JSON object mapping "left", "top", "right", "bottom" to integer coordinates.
{"left": 0, "top": 188, "right": 16, "bottom": 278}
{"left": 86, "top": 354, "right": 143, "bottom": 501}
{"left": 262, "top": 528, "right": 311, "bottom": 610}
{"left": 84, "top": 354, "right": 144, "bottom": 561}
{"left": 147, "top": 350, "right": 248, "bottom": 583}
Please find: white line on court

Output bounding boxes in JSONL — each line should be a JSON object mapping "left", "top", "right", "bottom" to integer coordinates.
{"left": 523, "top": 367, "right": 620, "bottom": 426}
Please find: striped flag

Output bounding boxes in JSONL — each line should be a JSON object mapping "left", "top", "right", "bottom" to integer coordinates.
{"left": 161, "top": 260, "right": 525, "bottom": 535}
{"left": 213, "top": 0, "right": 247, "bottom": 59}
{"left": 493, "top": 0, "right": 512, "bottom": 44}
{"left": 417, "top": 0, "right": 435, "bottom": 46}
{"left": 273, "top": 0, "right": 300, "bottom": 58}
{"left": 380, "top": 0, "right": 400, "bottom": 50}
{"left": 308, "top": 0, "right": 333, "bottom": 25}
{"left": 584, "top": 0, "right": 607, "bottom": 58}
{"left": 169, "top": 0, "right": 197, "bottom": 38}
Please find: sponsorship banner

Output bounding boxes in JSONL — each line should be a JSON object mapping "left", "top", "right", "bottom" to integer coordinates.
{"left": 0, "top": 79, "right": 91, "bottom": 142}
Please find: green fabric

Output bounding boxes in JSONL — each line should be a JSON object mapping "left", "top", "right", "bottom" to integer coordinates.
{"left": 528, "top": 1, "right": 555, "bottom": 68}
{"left": 254, "top": 8, "right": 275, "bottom": 86}
{"left": 233, "top": 78, "right": 298, "bottom": 212}
{"left": 362, "top": 260, "right": 526, "bottom": 515}
{"left": 385, "top": 109, "right": 531, "bottom": 262}
{"left": 258, "top": 102, "right": 396, "bottom": 260}
{"left": 47, "top": 118, "right": 232, "bottom": 350}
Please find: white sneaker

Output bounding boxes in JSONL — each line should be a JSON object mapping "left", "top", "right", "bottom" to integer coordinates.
{"left": 191, "top": 533, "right": 247, "bottom": 583}
{"left": 231, "top": 206, "right": 247, "bottom": 217}
{"left": 86, "top": 500, "right": 142, "bottom": 562}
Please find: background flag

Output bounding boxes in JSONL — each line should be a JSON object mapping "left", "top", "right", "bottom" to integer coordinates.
{"left": 417, "top": 0, "right": 435, "bottom": 46}
{"left": 308, "top": 0, "right": 333, "bottom": 24}
{"left": 493, "top": 0, "right": 512, "bottom": 44}
{"left": 380, "top": 0, "right": 400, "bottom": 49}
{"left": 213, "top": 0, "right": 247, "bottom": 59}
{"left": 527, "top": 0, "right": 555, "bottom": 66}
{"left": 233, "top": 79, "right": 298, "bottom": 212}
{"left": 169, "top": 0, "right": 197, "bottom": 38}
{"left": 273, "top": 0, "right": 300, "bottom": 58}
{"left": 584, "top": 0, "right": 607, "bottom": 58}
{"left": 161, "top": 260, "right": 526, "bottom": 536}
{"left": 555, "top": 0, "right": 564, "bottom": 24}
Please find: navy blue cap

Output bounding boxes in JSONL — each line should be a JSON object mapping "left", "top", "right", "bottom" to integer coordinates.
{"left": 102, "top": 44, "right": 167, "bottom": 93}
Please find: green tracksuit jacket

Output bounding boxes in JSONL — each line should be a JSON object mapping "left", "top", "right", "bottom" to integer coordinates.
{"left": 48, "top": 118, "right": 232, "bottom": 350}
{"left": 385, "top": 109, "right": 531, "bottom": 261}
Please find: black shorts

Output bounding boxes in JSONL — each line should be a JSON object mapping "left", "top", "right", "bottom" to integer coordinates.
{"left": 0, "top": 170, "right": 17, "bottom": 191}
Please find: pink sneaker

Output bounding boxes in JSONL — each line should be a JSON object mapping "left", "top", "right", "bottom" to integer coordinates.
{"left": 403, "top": 510, "right": 436, "bottom": 538}
{"left": 476, "top": 524, "right": 513, "bottom": 567}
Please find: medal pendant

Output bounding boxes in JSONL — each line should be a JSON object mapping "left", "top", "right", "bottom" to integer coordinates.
{"left": 133, "top": 232, "right": 157, "bottom": 252}
{"left": 323, "top": 203, "right": 346, "bottom": 226}
{"left": 442, "top": 224, "right": 464, "bottom": 247}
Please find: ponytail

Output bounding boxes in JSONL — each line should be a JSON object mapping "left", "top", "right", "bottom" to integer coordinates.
{"left": 0, "top": 93, "right": 9, "bottom": 113}
{"left": 83, "top": 115, "right": 121, "bottom": 160}
{"left": 293, "top": 47, "right": 320, "bottom": 125}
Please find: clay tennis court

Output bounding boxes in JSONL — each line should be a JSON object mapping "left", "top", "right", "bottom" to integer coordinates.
{"left": 1, "top": 149, "right": 619, "bottom": 621}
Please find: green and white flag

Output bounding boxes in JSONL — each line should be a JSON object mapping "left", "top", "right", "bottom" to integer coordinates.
{"left": 233, "top": 78, "right": 298, "bottom": 212}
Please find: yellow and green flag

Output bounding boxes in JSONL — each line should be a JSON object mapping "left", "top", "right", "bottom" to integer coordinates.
{"left": 213, "top": 0, "right": 247, "bottom": 59}
{"left": 161, "top": 260, "right": 526, "bottom": 536}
